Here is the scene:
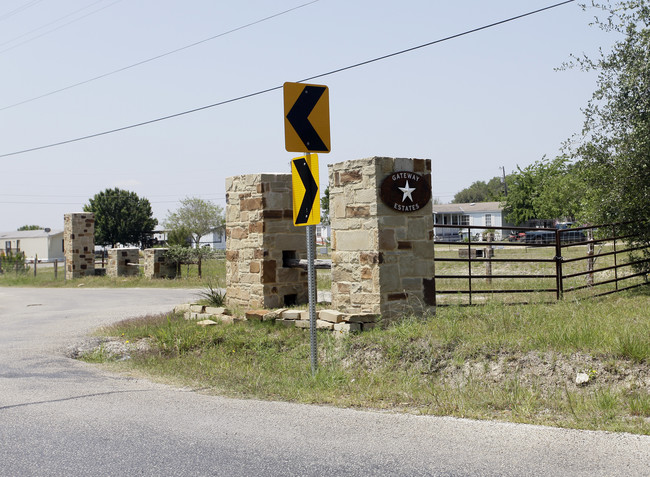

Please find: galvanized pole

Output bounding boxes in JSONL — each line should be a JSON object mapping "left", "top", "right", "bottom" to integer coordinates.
{"left": 306, "top": 223, "right": 318, "bottom": 375}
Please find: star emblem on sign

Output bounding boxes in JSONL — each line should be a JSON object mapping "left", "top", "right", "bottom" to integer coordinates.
{"left": 398, "top": 180, "right": 415, "bottom": 203}
{"left": 379, "top": 170, "right": 432, "bottom": 213}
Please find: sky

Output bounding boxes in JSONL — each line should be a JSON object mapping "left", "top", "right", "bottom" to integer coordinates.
{"left": 0, "top": 0, "right": 621, "bottom": 232}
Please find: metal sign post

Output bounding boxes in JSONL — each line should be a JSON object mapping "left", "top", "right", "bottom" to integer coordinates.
{"left": 306, "top": 221, "right": 318, "bottom": 375}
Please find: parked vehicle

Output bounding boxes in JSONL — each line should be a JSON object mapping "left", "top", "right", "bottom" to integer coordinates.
{"left": 523, "top": 229, "right": 587, "bottom": 244}
{"left": 508, "top": 231, "right": 526, "bottom": 242}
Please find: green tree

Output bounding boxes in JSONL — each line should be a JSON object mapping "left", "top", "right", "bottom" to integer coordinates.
{"left": 452, "top": 176, "right": 505, "bottom": 203}
{"left": 17, "top": 225, "right": 42, "bottom": 231}
{"left": 321, "top": 186, "right": 330, "bottom": 225}
{"left": 503, "top": 157, "right": 587, "bottom": 226}
{"left": 164, "top": 197, "right": 224, "bottom": 277}
{"left": 84, "top": 188, "right": 158, "bottom": 248}
{"left": 567, "top": 0, "right": 650, "bottom": 244}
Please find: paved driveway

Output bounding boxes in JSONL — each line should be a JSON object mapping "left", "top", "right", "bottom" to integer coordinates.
{"left": 1, "top": 287, "right": 649, "bottom": 476}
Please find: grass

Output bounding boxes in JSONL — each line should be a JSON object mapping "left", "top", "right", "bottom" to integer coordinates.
{"left": 82, "top": 289, "right": 650, "bottom": 435}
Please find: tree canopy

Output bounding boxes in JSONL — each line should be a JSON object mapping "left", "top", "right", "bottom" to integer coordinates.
{"left": 163, "top": 197, "right": 224, "bottom": 249}
{"left": 84, "top": 188, "right": 157, "bottom": 248}
{"left": 502, "top": 156, "right": 586, "bottom": 226}
{"left": 567, "top": 0, "right": 650, "bottom": 241}
{"left": 17, "top": 225, "right": 42, "bottom": 231}
{"left": 452, "top": 177, "right": 505, "bottom": 204}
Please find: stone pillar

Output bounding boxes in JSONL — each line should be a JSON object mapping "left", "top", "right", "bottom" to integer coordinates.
{"left": 64, "top": 212, "right": 95, "bottom": 279}
{"left": 328, "top": 157, "right": 435, "bottom": 319}
{"left": 144, "top": 248, "right": 177, "bottom": 279}
{"left": 107, "top": 248, "right": 140, "bottom": 277}
{"left": 225, "top": 173, "right": 308, "bottom": 309}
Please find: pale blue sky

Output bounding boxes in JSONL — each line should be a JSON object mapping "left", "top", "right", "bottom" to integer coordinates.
{"left": 0, "top": 0, "right": 618, "bottom": 231}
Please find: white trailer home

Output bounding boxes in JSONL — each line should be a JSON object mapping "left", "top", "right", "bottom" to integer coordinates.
{"left": 0, "top": 229, "right": 65, "bottom": 261}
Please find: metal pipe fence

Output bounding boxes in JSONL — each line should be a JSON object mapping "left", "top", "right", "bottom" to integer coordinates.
{"left": 432, "top": 222, "right": 650, "bottom": 306}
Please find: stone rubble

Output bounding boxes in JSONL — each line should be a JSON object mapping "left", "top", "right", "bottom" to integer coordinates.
{"left": 174, "top": 305, "right": 379, "bottom": 333}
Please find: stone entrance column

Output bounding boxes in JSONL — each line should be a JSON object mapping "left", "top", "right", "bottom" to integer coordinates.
{"left": 64, "top": 212, "right": 95, "bottom": 279}
{"left": 328, "top": 157, "right": 435, "bottom": 320}
{"left": 225, "top": 173, "right": 308, "bottom": 309}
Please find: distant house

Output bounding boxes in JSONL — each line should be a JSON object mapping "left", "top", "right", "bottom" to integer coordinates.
{"left": 0, "top": 229, "right": 65, "bottom": 261}
{"left": 432, "top": 202, "right": 509, "bottom": 241}
{"left": 204, "top": 228, "right": 226, "bottom": 251}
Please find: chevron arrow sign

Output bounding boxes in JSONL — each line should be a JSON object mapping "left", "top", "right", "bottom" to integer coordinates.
{"left": 291, "top": 154, "right": 320, "bottom": 226}
{"left": 284, "top": 82, "right": 330, "bottom": 153}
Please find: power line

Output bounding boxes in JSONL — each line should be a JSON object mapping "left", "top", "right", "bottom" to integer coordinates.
{"left": 0, "top": 0, "right": 576, "bottom": 159}
{"left": 0, "top": 0, "right": 45, "bottom": 22}
{"left": 0, "top": 0, "right": 106, "bottom": 49}
{"left": 0, "top": 0, "right": 123, "bottom": 56}
{"left": 0, "top": 0, "right": 319, "bottom": 112}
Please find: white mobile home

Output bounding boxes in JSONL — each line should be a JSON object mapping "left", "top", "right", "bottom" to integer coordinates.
{"left": 0, "top": 229, "right": 65, "bottom": 261}
{"left": 433, "top": 202, "right": 508, "bottom": 241}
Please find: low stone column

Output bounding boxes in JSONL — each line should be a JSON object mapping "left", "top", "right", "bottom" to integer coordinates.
{"left": 107, "top": 248, "right": 140, "bottom": 278}
{"left": 225, "top": 173, "right": 308, "bottom": 309}
{"left": 328, "top": 157, "right": 435, "bottom": 320}
{"left": 144, "top": 248, "right": 176, "bottom": 279}
{"left": 64, "top": 212, "right": 95, "bottom": 279}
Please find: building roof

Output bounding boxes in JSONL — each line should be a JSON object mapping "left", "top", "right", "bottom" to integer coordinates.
{"left": 0, "top": 229, "right": 63, "bottom": 239}
{"left": 432, "top": 202, "right": 503, "bottom": 214}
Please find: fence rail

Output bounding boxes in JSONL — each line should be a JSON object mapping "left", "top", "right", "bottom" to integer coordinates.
{"left": 432, "top": 222, "right": 650, "bottom": 306}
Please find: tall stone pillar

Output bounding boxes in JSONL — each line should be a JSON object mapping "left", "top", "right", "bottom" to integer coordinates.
{"left": 225, "top": 173, "right": 308, "bottom": 309}
{"left": 328, "top": 157, "right": 435, "bottom": 319}
{"left": 64, "top": 212, "right": 95, "bottom": 279}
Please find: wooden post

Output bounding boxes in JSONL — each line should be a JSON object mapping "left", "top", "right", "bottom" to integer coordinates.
{"left": 54, "top": 259, "right": 58, "bottom": 279}
{"left": 34, "top": 254, "right": 38, "bottom": 277}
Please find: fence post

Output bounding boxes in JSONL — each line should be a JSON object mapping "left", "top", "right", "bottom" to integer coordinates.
{"left": 54, "top": 259, "right": 58, "bottom": 279}
{"left": 587, "top": 228, "right": 595, "bottom": 286}
{"left": 555, "top": 230, "right": 563, "bottom": 300}
{"left": 34, "top": 254, "right": 38, "bottom": 277}
{"left": 485, "top": 232, "right": 493, "bottom": 285}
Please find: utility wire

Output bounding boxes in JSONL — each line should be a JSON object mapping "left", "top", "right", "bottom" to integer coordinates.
{"left": 0, "top": 0, "right": 106, "bottom": 49}
{"left": 0, "top": 0, "right": 45, "bottom": 22}
{"left": 0, "top": 0, "right": 123, "bottom": 55}
{"left": 0, "top": 0, "right": 576, "bottom": 159}
{"left": 0, "top": 0, "right": 319, "bottom": 111}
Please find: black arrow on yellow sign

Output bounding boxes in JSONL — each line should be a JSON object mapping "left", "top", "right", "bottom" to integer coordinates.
{"left": 284, "top": 82, "right": 330, "bottom": 153}
{"left": 293, "top": 157, "right": 319, "bottom": 225}
{"left": 286, "top": 85, "right": 328, "bottom": 152}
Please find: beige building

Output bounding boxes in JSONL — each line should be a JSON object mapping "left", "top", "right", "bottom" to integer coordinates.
{"left": 0, "top": 229, "right": 65, "bottom": 261}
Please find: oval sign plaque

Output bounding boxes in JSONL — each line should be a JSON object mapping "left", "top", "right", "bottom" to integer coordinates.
{"left": 380, "top": 171, "right": 431, "bottom": 213}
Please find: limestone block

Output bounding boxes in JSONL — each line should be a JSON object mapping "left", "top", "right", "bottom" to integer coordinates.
{"left": 205, "top": 307, "right": 228, "bottom": 315}
{"left": 343, "top": 313, "right": 379, "bottom": 323}
{"left": 318, "top": 309, "right": 344, "bottom": 323}
{"left": 197, "top": 320, "right": 218, "bottom": 327}
{"left": 334, "top": 322, "right": 361, "bottom": 332}
{"left": 190, "top": 304, "right": 206, "bottom": 313}
{"left": 281, "top": 310, "right": 303, "bottom": 320}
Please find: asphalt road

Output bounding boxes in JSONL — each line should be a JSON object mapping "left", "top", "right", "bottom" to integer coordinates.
{"left": 1, "top": 287, "right": 649, "bottom": 476}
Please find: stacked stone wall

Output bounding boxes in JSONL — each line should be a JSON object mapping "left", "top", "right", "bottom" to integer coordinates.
{"left": 225, "top": 173, "right": 308, "bottom": 309}
{"left": 144, "top": 248, "right": 177, "bottom": 279}
{"left": 64, "top": 212, "right": 95, "bottom": 279}
{"left": 328, "top": 157, "right": 435, "bottom": 319}
{"left": 107, "top": 248, "right": 140, "bottom": 278}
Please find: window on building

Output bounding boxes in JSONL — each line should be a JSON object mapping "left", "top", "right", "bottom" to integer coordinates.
{"left": 452, "top": 215, "right": 459, "bottom": 226}
{"left": 485, "top": 214, "right": 492, "bottom": 227}
{"left": 15, "top": 240, "right": 20, "bottom": 252}
{"left": 5, "top": 241, "right": 10, "bottom": 252}
{"left": 461, "top": 215, "right": 470, "bottom": 226}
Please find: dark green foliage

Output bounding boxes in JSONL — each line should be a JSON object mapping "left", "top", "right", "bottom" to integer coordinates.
{"left": 17, "top": 225, "right": 41, "bottom": 231}
{"left": 84, "top": 188, "right": 157, "bottom": 248}
{"left": 452, "top": 176, "right": 505, "bottom": 204}
{"left": 569, "top": 1, "right": 650, "bottom": 242}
